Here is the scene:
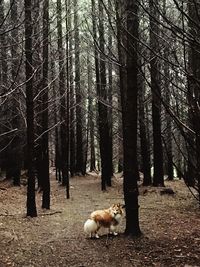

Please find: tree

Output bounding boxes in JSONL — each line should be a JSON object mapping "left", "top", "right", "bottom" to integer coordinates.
{"left": 74, "top": 0, "right": 85, "bottom": 176}
{"left": 57, "top": 0, "right": 69, "bottom": 189}
{"left": 87, "top": 52, "right": 96, "bottom": 171}
{"left": 68, "top": 0, "right": 76, "bottom": 177}
{"left": 24, "top": 0, "right": 37, "bottom": 217}
{"left": 149, "top": 0, "right": 164, "bottom": 187}
{"left": 9, "top": 0, "right": 23, "bottom": 186}
{"left": 138, "top": 65, "right": 152, "bottom": 186}
{"left": 41, "top": 0, "right": 50, "bottom": 209}
{"left": 187, "top": 0, "right": 200, "bottom": 204}
{"left": 120, "top": 0, "right": 141, "bottom": 236}
{"left": 91, "top": 0, "right": 113, "bottom": 190}
{"left": 162, "top": 0, "right": 173, "bottom": 181}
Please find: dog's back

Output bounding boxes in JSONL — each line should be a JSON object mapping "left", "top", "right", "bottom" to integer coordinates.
{"left": 91, "top": 209, "right": 113, "bottom": 228}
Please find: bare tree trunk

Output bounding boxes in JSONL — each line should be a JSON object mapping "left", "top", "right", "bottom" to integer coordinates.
{"left": 0, "top": 0, "right": 11, "bottom": 181}
{"left": 98, "top": 0, "right": 112, "bottom": 187}
{"left": 65, "top": 0, "right": 70, "bottom": 198}
{"left": 149, "top": 0, "right": 164, "bottom": 186}
{"left": 91, "top": 0, "right": 110, "bottom": 190}
{"left": 107, "top": 0, "right": 113, "bottom": 177}
{"left": 33, "top": 0, "right": 43, "bottom": 191}
{"left": 138, "top": 65, "right": 151, "bottom": 186}
{"left": 163, "top": 0, "right": 173, "bottom": 181}
{"left": 74, "top": 0, "right": 84, "bottom": 175}
{"left": 68, "top": 0, "right": 76, "bottom": 177}
{"left": 9, "top": 0, "right": 22, "bottom": 186}
{"left": 87, "top": 53, "right": 96, "bottom": 172}
{"left": 120, "top": 0, "right": 141, "bottom": 236}
{"left": 57, "top": 0, "right": 69, "bottom": 187}
{"left": 25, "top": 0, "right": 37, "bottom": 217}
{"left": 187, "top": 0, "right": 200, "bottom": 204}
{"left": 41, "top": 0, "right": 50, "bottom": 208}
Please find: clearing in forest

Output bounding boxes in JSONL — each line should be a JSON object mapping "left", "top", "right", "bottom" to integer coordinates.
{"left": 0, "top": 173, "right": 200, "bottom": 267}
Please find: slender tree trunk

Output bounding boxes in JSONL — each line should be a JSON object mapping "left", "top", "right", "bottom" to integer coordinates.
{"left": 10, "top": 0, "right": 22, "bottom": 186}
{"left": 107, "top": 0, "right": 113, "bottom": 177}
{"left": 25, "top": 0, "right": 37, "bottom": 217}
{"left": 188, "top": 0, "right": 200, "bottom": 204}
{"left": 33, "top": 0, "right": 43, "bottom": 191}
{"left": 91, "top": 0, "right": 105, "bottom": 190}
{"left": 149, "top": 0, "right": 164, "bottom": 187}
{"left": 74, "top": 0, "right": 84, "bottom": 175}
{"left": 57, "top": 0, "right": 69, "bottom": 187}
{"left": 0, "top": 0, "right": 11, "bottom": 181}
{"left": 41, "top": 0, "right": 50, "bottom": 208}
{"left": 97, "top": 0, "right": 112, "bottom": 188}
{"left": 68, "top": 0, "right": 76, "bottom": 177}
{"left": 163, "top": 0, "right": 173, "bottom": 181}
{"left": 138, "top": 66, "right": 151, "bottom": 186}
{"left": 65, "top": 0, "right": 70, "bottom": 198}
{"left": 0, "top": 0, "right": 8, "bottom": 90}
{"left": 87, "top": 53, "right": 96, "bottom": 172}
{"left": 115, "top": 0, "right": 126, "bottom": 174}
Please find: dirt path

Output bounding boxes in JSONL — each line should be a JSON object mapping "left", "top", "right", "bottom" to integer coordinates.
{"left": 0, "top": 173, "right": 200, "bottom": 267}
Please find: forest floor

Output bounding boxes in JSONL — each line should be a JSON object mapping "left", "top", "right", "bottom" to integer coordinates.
{"left": 0, "top": 172, "right": 200, "bottom": 267}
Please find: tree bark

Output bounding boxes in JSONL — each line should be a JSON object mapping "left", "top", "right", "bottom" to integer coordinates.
{"left": 57, "top": 0, "right": 69, "bottom": 187}
{"left": 149, "top": 0, "right": 164, "bottom": 186}
{"left": 138, "top": 66, "right": 152, "bottom": 186}
{"left": 120, "top": 0, "right": 141, "bottom": 236}
{"left": 25, "top": 0, "right": 37, "bottom": 217}
{"left": 41, "top": 0, "right": 50, "bottom": 208}
{"left": 74, "top": 0, "right": 85, "bottom": 175}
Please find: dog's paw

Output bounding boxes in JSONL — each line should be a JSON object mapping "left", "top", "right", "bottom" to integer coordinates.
{"left": 95, "top": 234, "right": 100, "bottom": 239}
{"left": 112, "top": 232, "right": 118, "bottom": 236}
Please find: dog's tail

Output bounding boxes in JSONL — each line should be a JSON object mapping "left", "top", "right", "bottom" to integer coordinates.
{"left": 84, "top": 219, "right": 98, "bottom": 235}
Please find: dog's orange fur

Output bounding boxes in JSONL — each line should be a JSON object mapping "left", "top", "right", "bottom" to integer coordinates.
{"left": 84, "top": 204, "right": 124, "bottom": 238}
{"left": 90, "top": 204, "right": 123, "bottom": 228}
{"left": 91, "top": 211, "right": 114, "bottom": 228}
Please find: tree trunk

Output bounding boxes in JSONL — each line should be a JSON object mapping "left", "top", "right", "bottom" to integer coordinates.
{"left": 91, "top": 0, "right": 111, "bottom": 190}
{"left": 187, "top": 0, "right": 200, "bottom": 204}
{"left": 98, "top": 0, "right": 112, "bottom": 188}
{"left": 163, "top": 0, "right": 173, "bottom": 181}
{"left": 68, "top": 0, "right": 76, "bottom": 177}
{"left": 87, "top": 53, "right": 96, "bottom": 172}
{"left": 74, "top": 0, "right": 84, "bottom": 176}
{"left": 149, "top": 0, "right": 164, "bottom": 187}
{"left": 138, "top": 66, "right": 151, "bottom": 186}
{"left": 57, "top": 0, "right": 69, "bottom": 188}
{"left": 65, "top": 0, "right": 70, "bottom": 198}
{"left": 25, "top": 0, "right": 37, "bottom": 217}
{"left": 120, "top": 0, "right": 141, "bottom": 236}
{"left": 41, "top": 0, "right": 50, "bottom": 208}
{"left": 9, "top": 0, "right": 22, "bottom": 186}
{"left": 0, "top": 0, "right": 11, "bottom": 181}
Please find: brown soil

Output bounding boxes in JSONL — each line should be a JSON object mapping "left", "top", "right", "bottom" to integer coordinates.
{"left": 0, "top": 173, "right": 200, "bottom": 267}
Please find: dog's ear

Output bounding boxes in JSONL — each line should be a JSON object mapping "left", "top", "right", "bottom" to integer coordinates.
{"left": 117, "top": 203, "right": 125, "bottom": 209}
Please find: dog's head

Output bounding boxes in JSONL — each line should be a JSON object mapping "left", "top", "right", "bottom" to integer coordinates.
{"left": 109, "top": 203, "right": 124, "bottom": 218}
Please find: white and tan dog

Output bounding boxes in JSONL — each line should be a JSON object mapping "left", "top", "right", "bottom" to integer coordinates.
{"left": 84, "top": 203, "right": 124, "bottom": 238}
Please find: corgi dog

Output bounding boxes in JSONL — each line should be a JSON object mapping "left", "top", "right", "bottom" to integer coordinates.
{"left": 84, "top": 203, "right": 124, "bottom": 238}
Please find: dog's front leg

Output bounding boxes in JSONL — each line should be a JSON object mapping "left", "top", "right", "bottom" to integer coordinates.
{"left": 95, "top": 232, "right": 100, "bottom": 238}
{"left": 109, "top": 225, "right": 118, "bottom": 236}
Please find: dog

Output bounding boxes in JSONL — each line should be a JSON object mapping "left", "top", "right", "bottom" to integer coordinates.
{"left": 84, "top": 203, "right": 124, "bottom": 238}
